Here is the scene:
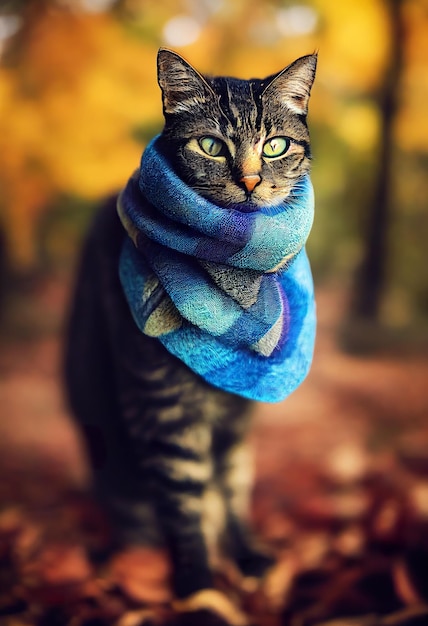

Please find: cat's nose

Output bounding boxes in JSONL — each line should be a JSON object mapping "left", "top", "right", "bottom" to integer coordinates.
{"left": 239, "top": 174, "right": 261, "bottom": 194}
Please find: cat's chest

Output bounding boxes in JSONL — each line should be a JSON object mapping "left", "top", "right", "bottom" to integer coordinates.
{"left": 114, "top": 319, "right": 250, "bottom": 427}
{"left": 93, "top": 208, "right": 247, "bottom": 425}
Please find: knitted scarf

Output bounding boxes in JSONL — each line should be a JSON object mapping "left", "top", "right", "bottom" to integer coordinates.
{"left": 117, "top": 137, "right": 316, "bottom": 403}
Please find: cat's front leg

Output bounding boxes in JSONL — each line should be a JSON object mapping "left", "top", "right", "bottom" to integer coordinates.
{"left": 218, "top": 439, "right": 275, "bottom": 585}
{"left": 114, "top": 333, "right": 249, "bottom": 623}
{"left": 136, "top": 415, "right": 249, "bottom": 626}
{"left": 118, "top": 384, "right": 215, "bottom": 595}
{"left": 145, "top": 419, "right": 214, "bottom": 597}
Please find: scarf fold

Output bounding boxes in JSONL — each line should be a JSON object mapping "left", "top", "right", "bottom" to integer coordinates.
{"left": 118, "top": 136, "right": 316, "bottom": 403}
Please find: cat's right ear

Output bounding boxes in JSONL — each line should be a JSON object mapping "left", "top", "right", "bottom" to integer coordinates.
{"left": 157, "top": 48, "right": 215, "bottom": 116}
{"left": 262, "top": 53, "right": 317, "bottom": 116}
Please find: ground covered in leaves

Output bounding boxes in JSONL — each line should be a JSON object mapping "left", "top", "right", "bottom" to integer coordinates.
{"left": 1, "top": 277, "right": 428, "bottom": 626}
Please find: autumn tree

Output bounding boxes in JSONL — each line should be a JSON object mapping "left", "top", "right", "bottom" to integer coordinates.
{"left": 1, "top": 0, "right": 427, "bottom": 339}
{"left": 350, "top": 0, "right": 405, "bottom": 324}
{"left": 0, "top": 1, "right": 159, "bottom": 274}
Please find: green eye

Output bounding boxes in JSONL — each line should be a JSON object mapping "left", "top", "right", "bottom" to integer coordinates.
{"left": 262, "top": 137, "right": 290, "bottom": 158}
{"left": 199, "top": 136, "right": 226, "bottom": 157}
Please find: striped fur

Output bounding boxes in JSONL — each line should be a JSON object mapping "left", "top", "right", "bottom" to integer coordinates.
{"left": 158, "top": 49, "right": 317, "bottom": 210}
{"left": 65, "top": 49, "right": 316, "bottom": 618}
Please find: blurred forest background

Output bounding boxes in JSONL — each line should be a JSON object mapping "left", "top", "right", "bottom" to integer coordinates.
{"left": 0, "top": 0, "right": 427, "bottom": 344}
{"left": 0, "top": 2, "right": 428, "bottom": 623}
{"left": 0, "top": 0, "right": 428, "bottom": 348}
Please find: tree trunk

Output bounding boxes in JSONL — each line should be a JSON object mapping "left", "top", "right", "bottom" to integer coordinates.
{"left": 350, "top": 0, "right": 405, "bottom": 320}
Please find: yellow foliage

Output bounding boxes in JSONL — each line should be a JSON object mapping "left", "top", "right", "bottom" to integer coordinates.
{"left": 336, "top": 103, "right": 380, "bottom": 152}
{"left": 0, "top": 0, "right": 426, "bottom": 271}
{"left": 0, "top": 10, "right": 161, "bottom": 268}
{"left": 311, "top": 0, "right": 390, "bottom": 92}
{"left": 395, "top": 0, "right": 428, "bottom": 151}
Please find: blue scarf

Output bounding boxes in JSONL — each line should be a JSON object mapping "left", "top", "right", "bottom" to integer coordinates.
{"left": 118, "top": 137, "right": 316, "bottom": 403}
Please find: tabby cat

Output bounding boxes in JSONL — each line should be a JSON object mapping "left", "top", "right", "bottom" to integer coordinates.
{"left": 65, "top": 49, "right": 317, "bottom": 625}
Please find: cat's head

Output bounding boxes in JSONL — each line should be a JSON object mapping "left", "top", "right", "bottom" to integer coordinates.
{"left": 156, "top": 48, "right": 317, "bottom": 210}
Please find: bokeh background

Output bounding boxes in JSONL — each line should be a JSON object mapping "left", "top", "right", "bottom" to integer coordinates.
{"left": 0, "top": 0, "right": 427, "bottom": 344}
{"left": 1, "top": 0, "right": 428, "bottom": 487}
{"left": 1, "top": 2, "right": 428, "bottom": 622}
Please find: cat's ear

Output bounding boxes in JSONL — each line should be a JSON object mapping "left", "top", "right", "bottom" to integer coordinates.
{"left": 262, "top": 53, "right": 317, "bottom": 116}
{"left": 157, "top": 48, "right": 215, "bottom": 116}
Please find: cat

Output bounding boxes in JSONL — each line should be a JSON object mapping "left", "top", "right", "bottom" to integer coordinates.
{"left": 64, "top": 48, "right": 317, "bottom": 625}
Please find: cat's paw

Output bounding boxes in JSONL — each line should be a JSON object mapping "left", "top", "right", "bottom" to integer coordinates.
{"left": 173, "top": 589, "right": 249, "bottom": 626}
{"left": 254, "top": 557, "right": 298, "bottom": 612}
{"left": 116, "top": 608, "right": 158, "bottom": 626}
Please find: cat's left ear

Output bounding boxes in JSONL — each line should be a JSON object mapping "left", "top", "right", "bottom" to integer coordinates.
{"left": 157, "top": 48, "right": 215, "bottom": 116}
{"left": 262, "top": 53, "right": 317, "bottom": 116}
